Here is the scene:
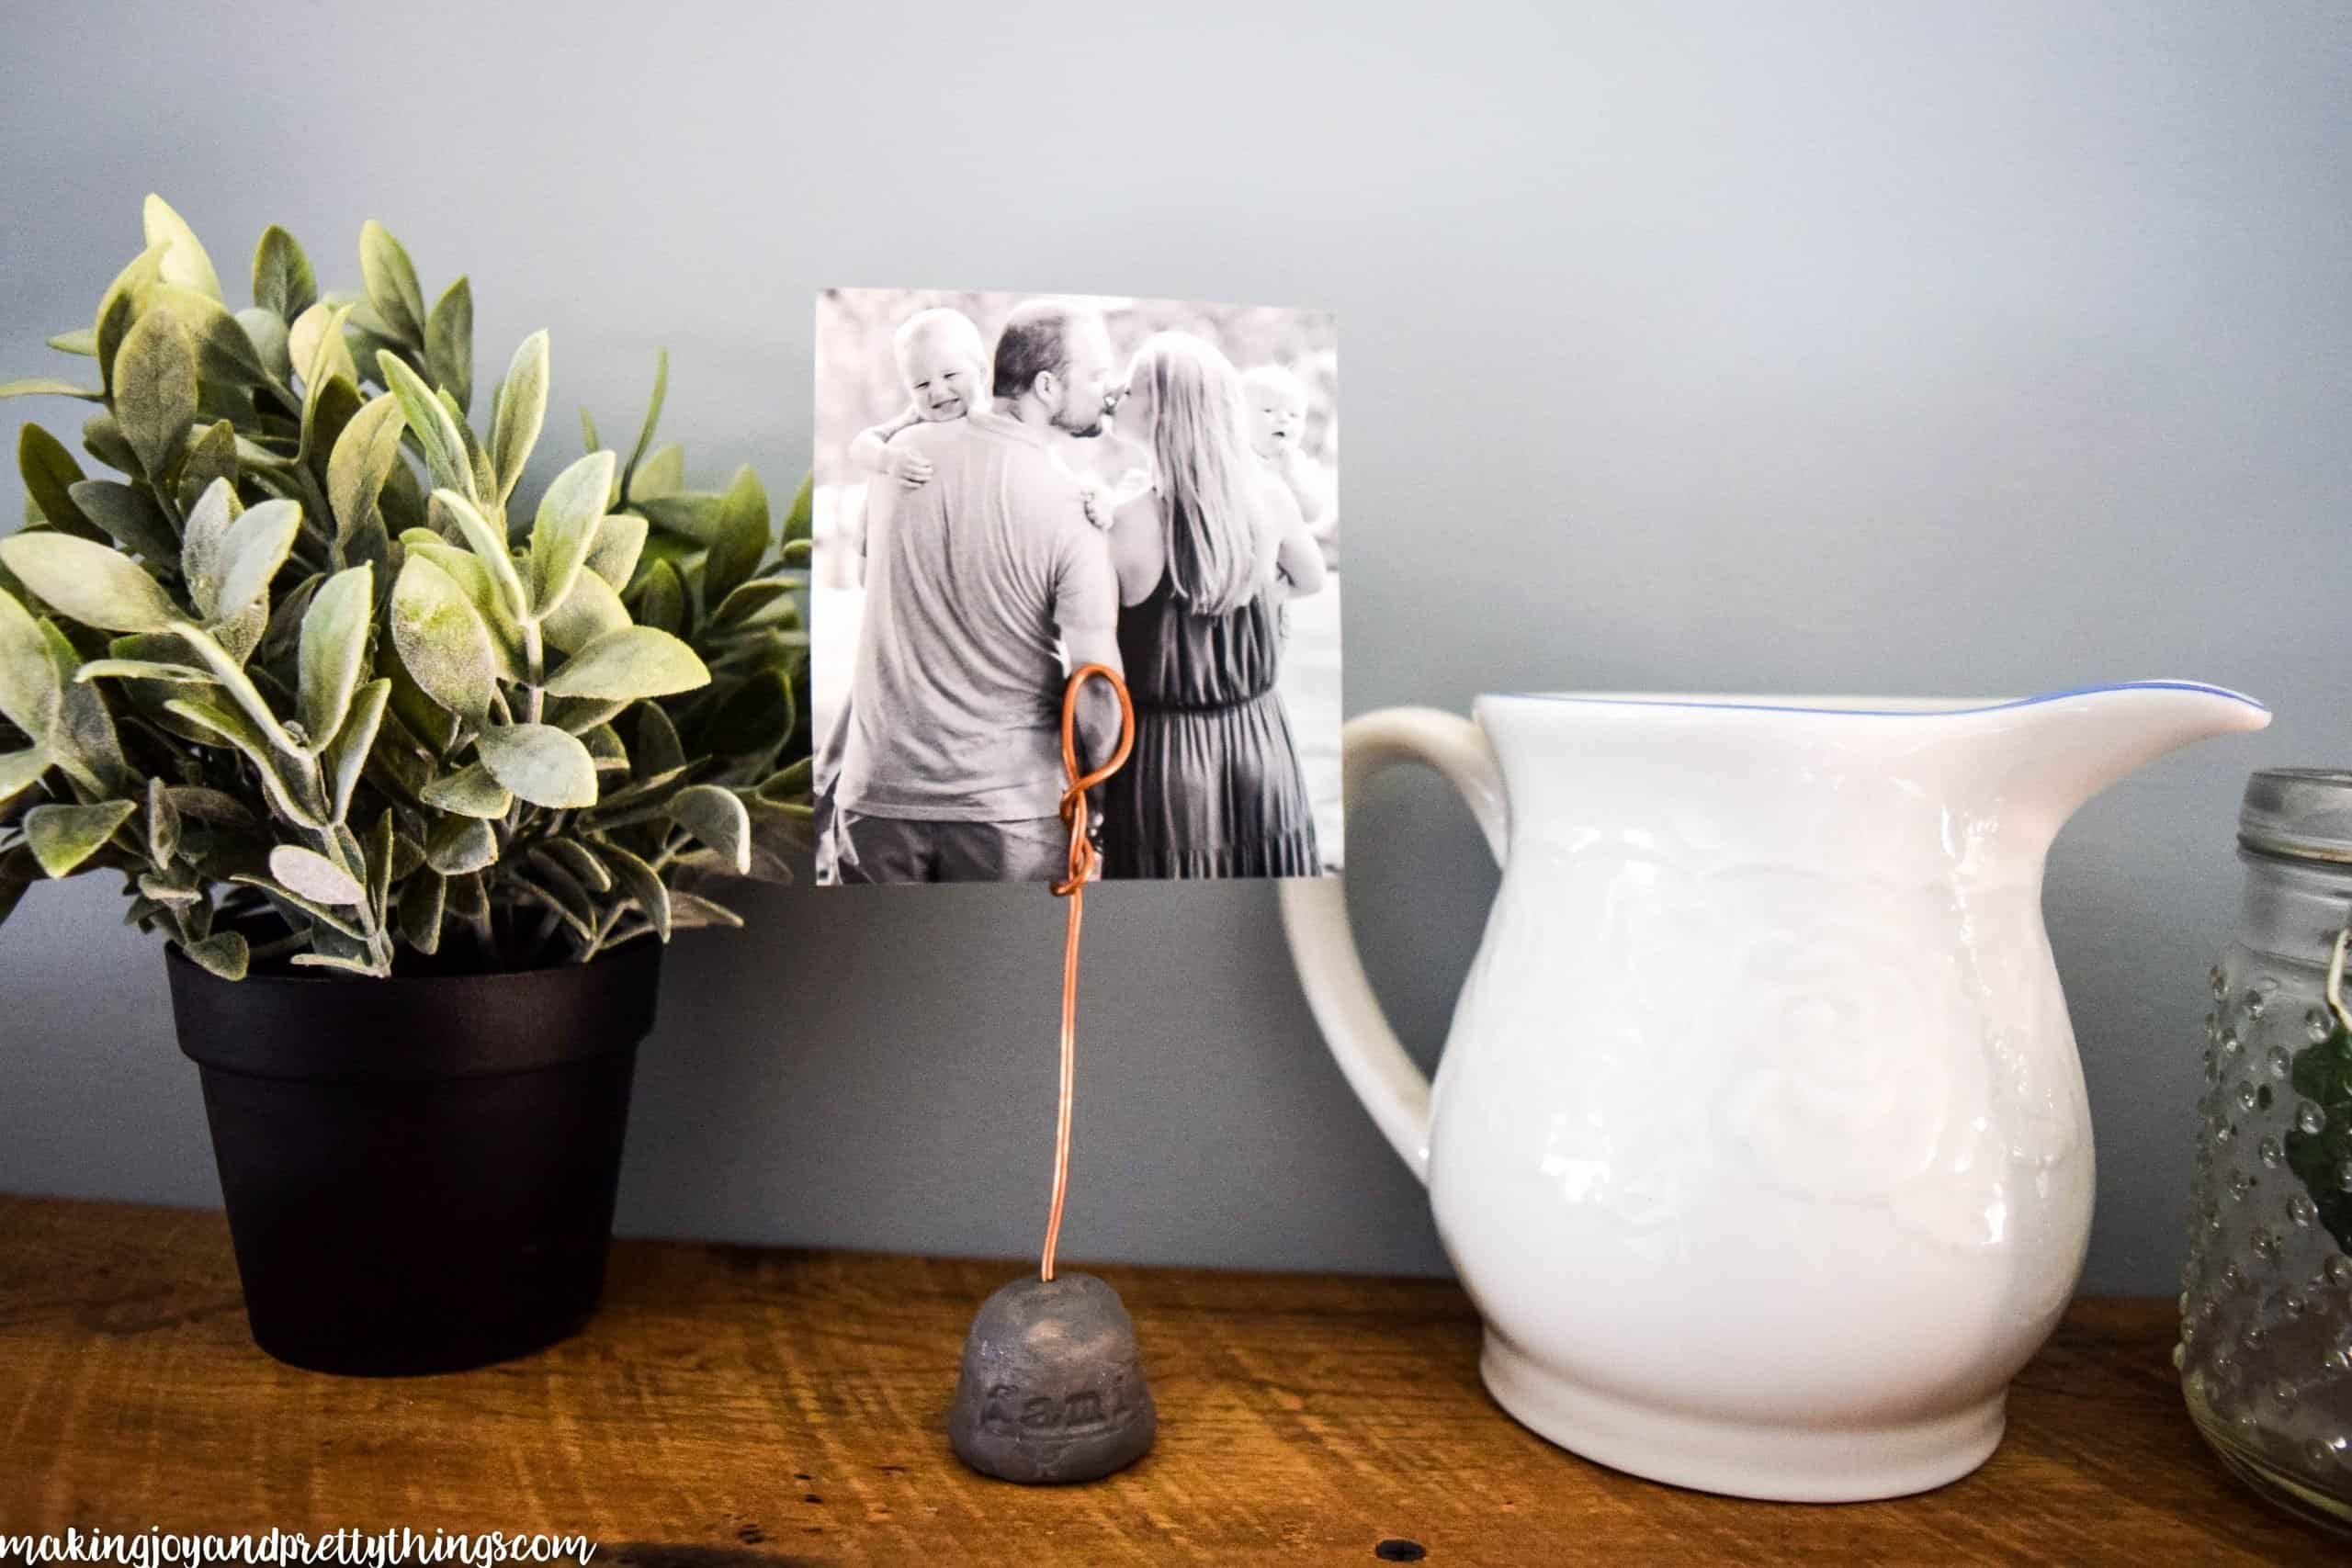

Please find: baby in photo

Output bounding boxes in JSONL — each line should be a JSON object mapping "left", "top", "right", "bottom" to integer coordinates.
{"left": 849, "top": 308, "right": 989, "bottom": 490}
{"left": 1244, "top": 364, "right": 1334, "bottom": 558}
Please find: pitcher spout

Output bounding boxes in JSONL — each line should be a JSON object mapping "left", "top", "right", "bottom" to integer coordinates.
{"left": 1977, "top": 681, "right": 2271, "bottom": 840}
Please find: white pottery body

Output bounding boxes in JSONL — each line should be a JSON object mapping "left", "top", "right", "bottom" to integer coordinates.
{"left": 1280, "top": 684, "right": 2270, "bottom": 1501}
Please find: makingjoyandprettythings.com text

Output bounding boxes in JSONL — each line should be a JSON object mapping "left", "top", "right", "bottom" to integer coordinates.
{"left": 0, "top": 1530, "right": 595, "bottom": 1568}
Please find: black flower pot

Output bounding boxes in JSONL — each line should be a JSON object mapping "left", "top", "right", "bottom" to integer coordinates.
{"left": 165, "top": 939, "right": 660, "bottom": 1376}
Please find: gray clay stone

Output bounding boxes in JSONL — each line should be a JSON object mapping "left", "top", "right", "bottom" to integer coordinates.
{"left": 948, "top": 1272, "right": 1156, "bottom": 1483}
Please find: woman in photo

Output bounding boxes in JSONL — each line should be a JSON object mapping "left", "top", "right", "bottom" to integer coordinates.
{"left": 1098, "top": 332, "right": 1328, "bottom": 878}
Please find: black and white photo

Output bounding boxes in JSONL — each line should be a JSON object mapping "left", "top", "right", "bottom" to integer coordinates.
{"left": 811, "top": 288, "right": 1341, "bottom": 885}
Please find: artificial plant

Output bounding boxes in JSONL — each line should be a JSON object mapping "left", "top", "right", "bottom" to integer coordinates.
{"left": 0, "top": 197, "right": 812, "bottom": 979}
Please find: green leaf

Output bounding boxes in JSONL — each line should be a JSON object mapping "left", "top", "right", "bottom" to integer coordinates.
{"left": 164, "top": 785, "right": 254, "bottom": 826}
{"left": 323, "top": 678, "right": 390, "bottom": 823}
{"left": 399, "top": 871, "right": 447, "bottom": 955}
{"left": 629, "top": 445, "right": 684, "bottom": 501}
{"left": 67, "top": 480, "right": 179, "bottom": 567}
{"left": 180, "top": 930, "right": 250, "bottom": 981}
{"left": 0, "top": 378, "right": 103, "bottom": 401}
{"left": 26, "top": 800, "right": 138, "bottom": 877}
{"left": 441, "top": 386, "right": 496, "bottom": 501}
{"left": 390, "top": 554, "right": 496, "bottom": 725}
{"left": 620, "top": 349, "right": 667, "bottom": 502}
{"left": 259, "top": 570, "right": 323, "bottom": 675}
{"left": 425, "top": 815, "right": 498, "bottom": 875}
{"left": 634, "top": 703, "right": 685, "bottom": 779}
{"left": 164, "top": 619, "right": 292, "bottom": 750}
{"left": 233, "top": 308, "right": 292, "bottom": 385}
{"left": 93, "top": 243, "right": 169, "bottom": 399}
{"left": 177, "top": 477, "right": 238, "bottom": 618}
{"left": 211, "top": 497, "right": 302, "bottom": 624}
{"left": 269, "top": 843, "right": 364, "bottom": 906}
{"left": 74, "top": 658, "right": 216, "bottom": 683}
{"left": 47, "top": 328, "right": 98, "bottom": 356}
{"left": 636, "top": 492, "right": 725, "bottom": 543}
{"left": 668, "top": 890, "right": 743, "bottom": 931}
{"left": 426, "top": 870, "right": 478, "bottom": 925}
{"left": 19, "top": 423, "right": 102, "bottom": 542}
{"left": 174, "top": 421, "right": 239, "bottom": 518}
{"left": 400, "top": 533, "right": 524, "bottom": 681}
{"left": 636, "top": 558, "right": 684, "bottom": 634}
{"left": 757, "top": 756, "right": 813, "bottom": 803}
{"left": 420, "top": 761, "right": 513, "bottom": 818}
{"left": 429, "top": 490, "right": 528, "bottom": 624}
{"left": 359, "top": 220, "right": 427, "bottom": 345}
{"left": 379, "top": 349, "right": 475, "bottom": 502}
{"left": 668, "top": 784, "right": 751, "bottom": 875}
{"left": 152, "top": 285, "right": 277, "bottom": 389}
{"left": 540, "top": 567, "right": 629, "bottom": 655}
{"left": 476, "top": 723, "right": 597, "bottom": 809}
{"left": 521, "top": 862, "right": 598, "bottom": 942}
{"left": 781, "top": 473, "right": 813, "bottom": 544}
{"left": 425, "top": 276, "right": 472, "bottom": 412}
{"left": 0, "top": 534, "right": 179, "bottom": 632}
{"left": 0, "top": 747, "right": 49, "bottom": 807}
{"left": 298, "top": 564, "right": 373, "bottom": 746}
{"left": 544, "top": 626, "right": 708, "bottom": 701}
{"left": 582, "top": 722, "right": 629, "bottom": 772}
{"left": 365, "top": 808, "right": 395, "bottom": 919}
{"left": 703, "top": 666, "right": 796, "bottom": 755}
{"left": 289, "top": 951, "right": 384, "bottom": 976}
{"left": 37, "top": 620, "right": 127, "bottom": 795}
{"left": 234, "top": 873, "right": 367, "bottom": 940}
{"left": 713, "top": 579, "right": 797, "bottom": 626}
{"left": 598, "top": 842, "right": 672, "bottom": 941}
{"left": 166, "top": 697, "right": 316, "bottom": 825}
{"left": 112, "top": 306, "right": 199, "bottom": 479}
{"left": 142, "top": 195, "right": 223, "bottom": 300}
{"left": 326, "top": 392, "right": 406, "bottom": 548}
{"left": 534, "top": 839, "right": 612, "bottom": 893}
{"left": 490, "top": 331, "right": 549, "bottom": 505}
{"left": 252, "top": 225, "right": 317, "bottom": 321}
{"left": 307, "top": 381, "right": 369, "bottom": 488}
{"left": 705, "top": 466, "right": 770, "bottom": 609}
{"left": 551, "top": 695, "right": 628, "bottom": 737}
{"left": 528, "top": 450, "right": 616, "bottom": 616}
{"left": 585, "top": 513, "right": 648, "bottom": 590}
{"left": 289, "top": 301, "right": 357, "bottom": 396}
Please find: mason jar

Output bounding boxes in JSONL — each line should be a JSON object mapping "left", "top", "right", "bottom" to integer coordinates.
{"left": 2181, "top": 768, "right": 2352, "bottom": 1536}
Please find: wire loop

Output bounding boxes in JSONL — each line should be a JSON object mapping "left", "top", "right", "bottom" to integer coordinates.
{"left": 1041, "top": 663, "right": 1135, "bottom": 1281}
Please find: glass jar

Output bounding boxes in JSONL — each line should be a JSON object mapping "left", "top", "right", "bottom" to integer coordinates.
{"left": 2181, "top": 769, "right": 2352, "bottom": 1537}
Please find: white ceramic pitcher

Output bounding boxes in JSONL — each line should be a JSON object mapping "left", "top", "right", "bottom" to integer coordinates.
{"left": 1280, "top": 682, "right": 2270, "bottom": 1502}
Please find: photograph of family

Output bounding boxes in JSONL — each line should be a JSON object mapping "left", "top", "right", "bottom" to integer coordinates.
{"left": 810, "top": 288, "right": 1342, "bottom": 886}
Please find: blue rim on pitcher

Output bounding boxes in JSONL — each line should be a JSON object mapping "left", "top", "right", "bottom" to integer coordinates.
{"left": 1491, "top": 680, "right": 2269, "bottom": 718}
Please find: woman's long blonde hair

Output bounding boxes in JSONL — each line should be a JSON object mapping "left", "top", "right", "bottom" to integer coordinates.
{"left": 1127, "top": 332, "right": 1262, "bottom": 616}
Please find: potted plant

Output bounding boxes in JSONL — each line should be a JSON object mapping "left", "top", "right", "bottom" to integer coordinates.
{"left": 0, "top": 197, "right": 812, "bottom": 1374}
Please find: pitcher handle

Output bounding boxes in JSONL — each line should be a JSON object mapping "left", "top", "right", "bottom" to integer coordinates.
{"left": 1278, "top": 707, "right": 1508, "bottom": 1186}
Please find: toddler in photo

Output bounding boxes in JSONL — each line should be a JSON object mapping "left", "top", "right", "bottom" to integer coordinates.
{"left": 849, "top": 307, "right": 989, "bottom": 489}
{"left": 1243, "top": 363, "right": 1335, "bottom": 563}
{"left": 1243, "top": 365, "right": 1329, "bottom": 526}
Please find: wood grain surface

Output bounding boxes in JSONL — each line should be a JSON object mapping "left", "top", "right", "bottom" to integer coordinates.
{"left": 0, "top": 1196, "right": 2335, "bottom": 1565}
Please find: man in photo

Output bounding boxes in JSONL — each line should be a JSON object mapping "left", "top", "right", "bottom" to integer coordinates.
{"left": 825, "top": 300, "right": 1127, "bottom": 883}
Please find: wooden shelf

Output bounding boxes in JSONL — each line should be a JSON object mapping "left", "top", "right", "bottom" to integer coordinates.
{"left": 0, "top": 1195, "right": 2332, "bottom": 1564}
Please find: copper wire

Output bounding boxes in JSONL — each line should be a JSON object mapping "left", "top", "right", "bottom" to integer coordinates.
{"left": 1040, "top": 663, "right": 1136, "bottom": 1282}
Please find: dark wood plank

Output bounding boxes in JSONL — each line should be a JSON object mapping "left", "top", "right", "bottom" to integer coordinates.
{"left": 0, "top": 1195, "right": 2335, "bottom": 1565}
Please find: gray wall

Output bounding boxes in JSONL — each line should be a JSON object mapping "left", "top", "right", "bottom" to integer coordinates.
{"left": 3, "top": 1, "right": 2346, "bottom": 1296}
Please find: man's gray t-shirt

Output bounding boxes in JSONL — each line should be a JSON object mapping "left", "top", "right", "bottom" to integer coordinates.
{"left": 836, "top": 411, "right": 1118, "bottom": 822}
